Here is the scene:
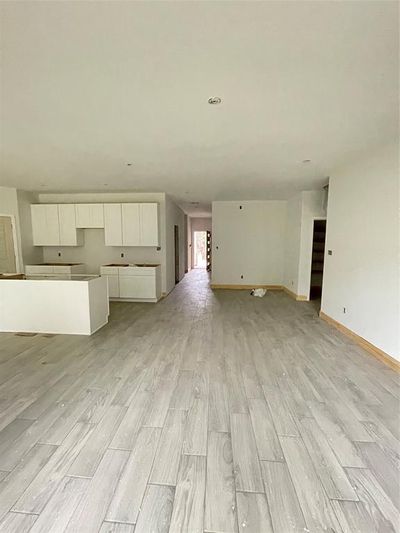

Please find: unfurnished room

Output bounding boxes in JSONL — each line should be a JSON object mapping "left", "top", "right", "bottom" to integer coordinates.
{"left": 0, "top": 1, "right": 399, "bottom": 532}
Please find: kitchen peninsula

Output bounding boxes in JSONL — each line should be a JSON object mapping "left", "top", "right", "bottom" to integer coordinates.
{"left": 0, "top": 274, "right": 109, "bottom": 335}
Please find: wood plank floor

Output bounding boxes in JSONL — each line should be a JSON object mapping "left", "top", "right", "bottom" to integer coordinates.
{"left": 0, "top": 268, "right": 399, "bottom": 532}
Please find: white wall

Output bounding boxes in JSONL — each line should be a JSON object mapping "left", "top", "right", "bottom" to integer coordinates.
{"left": 189, "top": 217, "right": 212, "bottom": 269}
{"left": 39, "top": 192, "right": 169, "bottom": 293}
{"left": 212, "top": 201, "right": 286, "bottom": 285}
{"left": 165, "top": 195, "right": 186, "bottom": 294}
{"left": 321, "top": 142, "right": 399, "bottom": 360}
{"left": 283, "top": 194, "right": 302, "bottom": 294}
{"left": 0, "top": 186, "right": 23, "bottom": 271}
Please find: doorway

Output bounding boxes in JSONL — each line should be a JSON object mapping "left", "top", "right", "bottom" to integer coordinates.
{"left": 174, "top": 225, "right": 179, "bottom": 284}
{"left": 193, "top": 231, "right": 207, "bottom": 268}
{"left": 0, "top": 216, "right": 17, "bottom": 273}
{"left": 310, "top": 219, "right": 327, "bottom": 300}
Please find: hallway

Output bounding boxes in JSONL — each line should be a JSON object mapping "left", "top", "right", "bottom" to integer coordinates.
{"left": 0, "top": 269, "right": 398, "bottom": 532}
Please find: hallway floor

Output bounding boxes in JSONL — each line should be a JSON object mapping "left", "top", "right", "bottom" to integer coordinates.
{"left": 0, "top": 269, "right": 398, "bottom": 532}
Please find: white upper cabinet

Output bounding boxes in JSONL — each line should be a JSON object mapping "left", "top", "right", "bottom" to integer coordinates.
{"left": 31, "top": 204, "right": 83, "bottom": 246}
{"left": 31, "top": 205, "right": 60, "bottom": 246}
{"left": 122, "top": 203, "right": 140, "bottom": 246}
{"left": 75, "top": 204, "right": 104, "bottom": 228}
{"left": 104, "top": 203, "right": 123, "bottom": 246}
{"left": 140, "top": 203, "right": 159, "bottom": 246}
{"left": 32, "top": 202, "right": 159, "bottom": 247}
{"left": 59, "top": 204, "right": 83, "bottom": 246}
{"left": 104, "top": 203, "right": 159, "bottom": 246}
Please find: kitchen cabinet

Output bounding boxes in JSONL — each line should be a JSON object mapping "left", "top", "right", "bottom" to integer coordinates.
{"left": 0, "top": 275, "right": 108, "bottom": 335}
{"left": 119, "top": 275, "right": 155, "bottom": 299}
{"left": 31, "top": 205, "right": 60, "bottom": 246}
{"left": 122, "top": 203, "right": 141, "bottom": 246}
{"left": 140, "top": 203, "right": 159, "bottom": 246}
{"left": 25, "top": 263, "right": 86, "bottom": 277}
{"left": 100, "top": 264, "right": 161, "bottom": 301}
{"left": 99, "top": 266, "right": 120, "bottom": 298}
{"left": 32, "top": 202, "right": 159, "bottom": 247}
{"left": 104, "top": 203, "right": 159, "bottom": 246}
{"left": 59, "top": 204, "right": 83, "bottom": 246}
{"left": 104, "top": 204, "right": 123, "bottom": 246}
{"left": 75, "top": 204, "right": 104, "bottom": 228}
{"left": 31, "top": 204, "right": 83, "bottom": 246}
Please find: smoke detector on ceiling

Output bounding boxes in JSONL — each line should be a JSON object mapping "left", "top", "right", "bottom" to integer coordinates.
{"left": 208, "top": 96, "right": 222, "bottom": 105}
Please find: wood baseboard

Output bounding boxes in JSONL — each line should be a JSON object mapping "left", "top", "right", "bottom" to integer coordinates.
{"left": 210, "top": 284, "right": 282, "bottom": 291}
{"left": 319, "top": 311, "right": 400, "bottom": 372}
{"left": 283, "top": 287, "right": 308, "bottom": 301}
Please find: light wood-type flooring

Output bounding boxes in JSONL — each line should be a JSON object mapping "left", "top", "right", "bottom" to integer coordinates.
{"left": 0, "top": 269, "right": 399, "bottom": 532}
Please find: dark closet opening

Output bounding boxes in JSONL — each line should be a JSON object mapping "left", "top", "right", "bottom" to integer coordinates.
{"left": 310, "top": 220, "right": 326, "bottom": 300}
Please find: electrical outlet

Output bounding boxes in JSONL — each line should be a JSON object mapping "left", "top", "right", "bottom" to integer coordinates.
{"left": 328, "top": 250, "right": 332, "bottom": 255}
{"left": 343, "top": 307, "right": 346, "bottom": 314}
{"left": 241, "top": 274, "right": 244, "bottom": 279}
{"left": 58, "top": 251, "right": 61, "bottom": 257}
{"left": 121, "top": 252, "right": 124, "bottom": 258}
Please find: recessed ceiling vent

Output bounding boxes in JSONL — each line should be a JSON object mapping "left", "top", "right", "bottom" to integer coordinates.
{"left": 208, "top": 96, "right": 222, "bottom": 105}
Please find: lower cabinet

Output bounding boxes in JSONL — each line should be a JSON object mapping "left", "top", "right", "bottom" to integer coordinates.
{"left": 119, "top": 275, "right": 155, "bottom": 299}
{"left": 25, "top": 264, "right": 86, "bottom": 277}
{"left": 100, "top": 265, "right": 161, "bottom": 302}
{"left": 106, "top": 275, "right": 120, "bottom": 298}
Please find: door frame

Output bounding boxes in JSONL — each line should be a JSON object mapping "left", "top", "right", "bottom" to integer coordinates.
{"left": 0, "top": 213, "right": 20, "bottom": 273}
{"left": 174, "top": 224, "right": 179, "bottom": 284}
{"left": 307, "top": 216, "right": 327, "bottom": 301}
{"left": 193, "top": 230, "right": 207, "bottom": 269}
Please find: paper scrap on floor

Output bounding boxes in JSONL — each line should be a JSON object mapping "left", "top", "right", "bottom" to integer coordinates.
{"left": 250, "top": 288, "right": 267, "bottom": 297}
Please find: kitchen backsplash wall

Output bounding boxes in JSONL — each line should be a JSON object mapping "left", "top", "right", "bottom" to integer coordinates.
{"left": 42, "top": 228, "right": 162, "bottom": 274}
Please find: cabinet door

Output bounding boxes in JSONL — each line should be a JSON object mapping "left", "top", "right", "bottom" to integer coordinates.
{"left": 106, "top": 275, "right": 119, "bottom": 298}
{"left": 31, "top": 205, "right": 60, "bottom": 245}
{"left": 119, "top": 275, "right": 155, "bottom": 299}
{"left": 58, "top": 204, "right": 78, "bottom": 245}
{"left": 75, "top": 204, "right": 104, "bottom": 228}
{"left": 122, "top": 203, "right": 140, "bottom": 246}
{"left": 104, "top": 204, "right": 122, "bottom": 246}
{"left": 25, "top": 265, "right": 54, "bottom": 275}
{"left": 140, "top": 203, "right": 159, "bottom": 246}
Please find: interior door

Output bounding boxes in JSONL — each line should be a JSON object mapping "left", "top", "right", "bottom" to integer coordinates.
{"left": 0, "top": 216, "right": 17, "bottom": 273}
{"left": 174, "top": 225, "right": 179, "bottom": 284}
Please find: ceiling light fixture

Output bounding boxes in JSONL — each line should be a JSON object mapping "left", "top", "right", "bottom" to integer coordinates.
{"left": 208, "top": 96, "right": 222, "bottom": 105}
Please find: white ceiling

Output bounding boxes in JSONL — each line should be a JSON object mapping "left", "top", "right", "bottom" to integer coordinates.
{"left": 0, "top": 1, "right": 398, "bottom": 216}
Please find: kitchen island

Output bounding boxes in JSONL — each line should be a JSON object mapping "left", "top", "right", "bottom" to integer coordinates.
{"left": 0, "top": 274, "right": 109, "bottom": 335}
